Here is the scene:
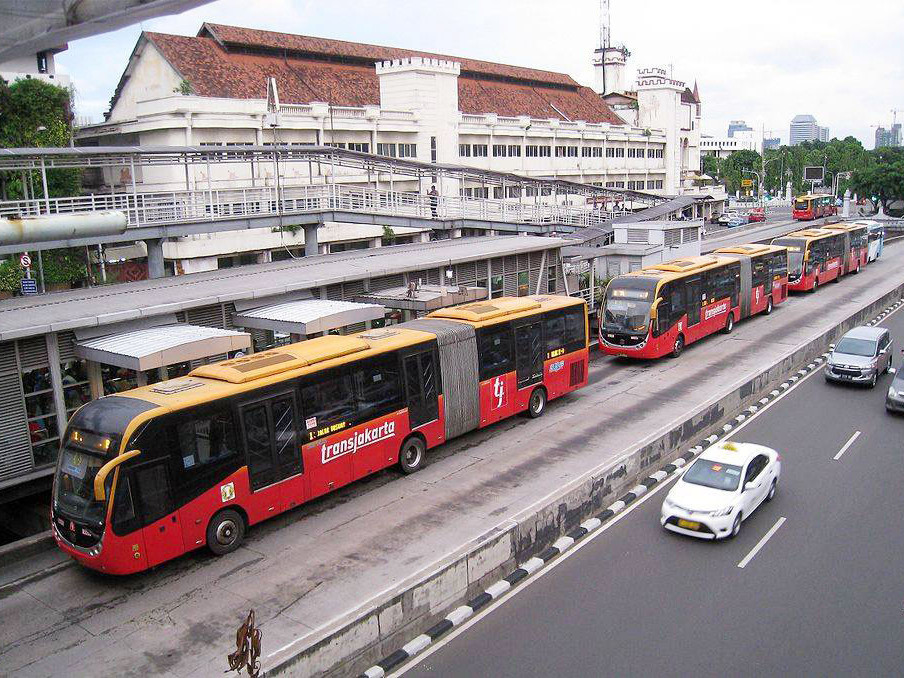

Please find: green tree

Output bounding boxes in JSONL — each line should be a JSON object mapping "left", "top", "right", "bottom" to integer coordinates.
{"left": 0, "top": 76, "right": 80, "bottom": 200}
{"left": 851, "top": 147, "right": 904, "bottom": 212}
{"left": 720, "top": 149, "right": 761, "bottom": 194}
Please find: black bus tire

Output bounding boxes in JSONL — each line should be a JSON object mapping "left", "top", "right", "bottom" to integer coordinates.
{"left": 765, "top": 296, "right": 774, "bottom": 315}
{"left": 723, "top": 313, "right": 734, "bottom": 334}
{"left": 399, "top": 435, "right": 426, "bottom": 474}
{"left": 811, "top": 278, "right": 818, "bottom": 292}
{"left": 207, "top": 508, "right": 245, "bottom": 556}
{"left": 671, "top": 334, "right": 685, "bottom": 358}
{"left": 527, "top": 387, "right": 547, "bottom": 418}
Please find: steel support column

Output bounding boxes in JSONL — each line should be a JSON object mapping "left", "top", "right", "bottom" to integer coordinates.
{"left": 304, "top": 224, "right": 319, "bottom": 257}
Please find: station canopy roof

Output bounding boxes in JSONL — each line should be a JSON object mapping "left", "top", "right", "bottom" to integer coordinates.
{"left": 74, "top": 324, "right": 250, "bottom": 371}
{"left": 233, "top": 298, "right": 384, "bottom": 335}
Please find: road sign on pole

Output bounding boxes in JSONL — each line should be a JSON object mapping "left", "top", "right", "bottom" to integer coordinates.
{"left": 741, "top": 179, "right": 753, "bottom": 188}
{"left": 19, "top": 254, "right": 31, "bottom": 269}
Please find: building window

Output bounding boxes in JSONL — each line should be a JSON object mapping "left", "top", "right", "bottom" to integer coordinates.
{"left": 23, "top": 365, "right": 59, "bottom": 466}
{"left": 472, "top": 144, "right": 488, "bottom": 157}
{"left": 490, "top": 274, "right": 503, "bottom": 297}
{"left": 493, "top": 187, "right": 503, "bottom": 199}
{"left": 605, "top": 181, "right": 615, "bottom": 188}
{"left": 459, "top": 143, "right": 471, "bottom": 157}
{"left": 615, "top": 147, "right": 625, "bottom": 157}
{"left": 508, "top": 144, "right": 521, "bottom": 157}
{"left": 430, "top": 136, "right": 437, "bottom": 163}
{"left": 347, "top": 142, "right": 370, "bottom": 153}
{"left": 377, "top": 143, "right": 397, "bottom": 157}
{"left": 517, "top": 271, "right": 529, "bottom": 296}
{"left": 539, "top": 145, "right": 551, "bottom": 157}
{"left": 506, "top": 186, "right": 520, "bottom": 198}
{"left": 567, "top": 146, "right": 577, "bottom": 157}
{"left": 655, "top": 179, "right": 663, "bottom": 188}
{"left": 526, "top": 145, "right": 539, "bottom": 157}
{"left": 605, "top": 147, "right": 615, "bottom": 158}
{"left": 547, "top": 266, "right": 557, "bottom": 293}
{"left": 492, "top": 144, "right": 507, "bottom": 157}
{"left": 326, "top": 142, "right": 346, "bottom": 149}
{"left": 637, "top": 148, "right": 646, "bottom": 158}
{"left": 581, "top": 147, "right": 591, "bottom": 157}
{"left": 592, "top": 147, "right": 603, "bottom": 157}
{"left": 627, "top": 148, "right": 636, "bottom": 158}
{"left": 61, "top": 358, "right": 91, "bottom": 420}
{"left": 398, "top": 143, "right": 416, "bottom": 158}
{"left": 555, "top": 146, "right": 566, "bottom": 157}
{"left": 36, "top": 51, "right": 49, "bottom": 74}
{"left": 647, "top": 180, "right": 656, "bottom": 189}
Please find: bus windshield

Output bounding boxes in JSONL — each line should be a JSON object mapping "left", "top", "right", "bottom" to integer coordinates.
{"left": 54, "top": 429, "right": 119, "bottom": 524}
{"left": 773, "top": 238, "right": 805, "bottom": 279}
{"left": 603, "top": 278, "right": 658, "bottom": 333}
{"left": 794, "top": 200, "right": 809, "bottom": 211}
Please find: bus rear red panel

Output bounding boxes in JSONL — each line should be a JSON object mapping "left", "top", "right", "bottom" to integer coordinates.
{"left": 543, "top": 349, "right": 589, "bottom": 400}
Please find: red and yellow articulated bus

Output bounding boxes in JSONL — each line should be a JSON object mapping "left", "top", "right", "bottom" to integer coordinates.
{"left": 792, "top": 194, "right": 836, "bottom": 221}
{"left": 772, "top": 228, "right": 850, "bottom": 292}
{"left": 598, "top": 245, "right": 789, "bottom": 359}
{"left": 52, "top": 296, "right": 588, "bottom": 574}
{"left": 822, "top": 222, "right": 869, "bottom": 275}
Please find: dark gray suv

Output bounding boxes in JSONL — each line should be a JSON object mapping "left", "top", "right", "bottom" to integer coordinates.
{"left": 886, "top": 354, "right": 904, "bottom": 413}
{"left": 825, "top": 326, "right": 893, "bottom": 388}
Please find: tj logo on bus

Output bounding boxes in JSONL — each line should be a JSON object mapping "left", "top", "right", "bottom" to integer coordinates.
{"left": 493, "top": 376, "right": 505, "bottom": 409}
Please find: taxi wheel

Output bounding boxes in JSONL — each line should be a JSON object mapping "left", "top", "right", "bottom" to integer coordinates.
{"left": 765, "top": 296, "right": 774, "bottom": 315}
{"left": 399, "top": 436, "right": 426, "bottom": 474}
{"left": 730, "top": 513, "right": 742, "bottom": 539}
{"left": 207, "top": 508, "right": 245, "bottom": 556}
{"left": 671, "top": 334, "right": 685, "bottom": 359}
{"left": 527, "top": 387, "right": 547, "bottom": 418}
{"left": 766, "top": 479, "right": 777, "bottom": 502}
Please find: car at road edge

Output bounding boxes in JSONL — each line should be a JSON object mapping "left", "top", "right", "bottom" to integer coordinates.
{"left": 661, "top": 441, "right": 781, "bottom": 540}
{"left": 825, "top": 326, "right": 893, "bottom": 388}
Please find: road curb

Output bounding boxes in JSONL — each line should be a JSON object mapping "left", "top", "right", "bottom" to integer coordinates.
{"left": 0, "top": 530, "right": 54, "bottom": 569}
{"left": 267, "top": 283, "right": 904, "bottom": 678}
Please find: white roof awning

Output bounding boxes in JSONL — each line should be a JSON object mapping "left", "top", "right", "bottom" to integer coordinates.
{"left": 75, "top": 324, "right": 251, "bottom": 371}
{"left": 233, "top": 298, "right": 385, "bottom": 335}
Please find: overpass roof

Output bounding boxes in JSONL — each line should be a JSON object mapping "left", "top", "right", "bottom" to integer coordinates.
{"left": 0, "top": 235, "right": 564, "bottom": 342}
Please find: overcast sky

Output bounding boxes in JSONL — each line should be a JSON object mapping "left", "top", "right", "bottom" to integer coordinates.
{"left": 55, "top": 0, "right": 904, "bottom": 148}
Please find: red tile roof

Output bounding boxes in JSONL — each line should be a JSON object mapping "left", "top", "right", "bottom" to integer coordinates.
{"left": 137, "top": 24, "right": 623, "bottom": 124}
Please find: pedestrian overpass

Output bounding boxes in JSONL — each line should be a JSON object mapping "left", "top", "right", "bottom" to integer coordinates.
{"left": 0, "top": 145, "right": 664, "bottom": 276}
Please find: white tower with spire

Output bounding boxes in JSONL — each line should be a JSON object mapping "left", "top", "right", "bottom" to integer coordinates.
{"left": 592, "top": 0, "right": 629, "bottom": 95}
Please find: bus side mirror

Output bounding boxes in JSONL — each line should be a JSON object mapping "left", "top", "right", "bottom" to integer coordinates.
{"left": 93, "top": 449, "right": 142, "bottom": 502}
{"left": 650, "top": 298, "right": 661, "bottom": 333}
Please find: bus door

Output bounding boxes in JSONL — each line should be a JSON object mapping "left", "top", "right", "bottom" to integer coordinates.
{"left": 514, "top": 320, "right": 543, "bottom": 392}
{"left": 685, "top": 277, "right": 703, "bottom": 330}
{"left": 131, "top": 459, "right": 185, "bottom": 568}
{"left": 238, "top": 391, "right": 303, "bottom": 520}
{"left": 403, "top": 348, "right": 439, "bottom": 429}
{"left": 840, "top": 232, "right": 851, "bottom": 273}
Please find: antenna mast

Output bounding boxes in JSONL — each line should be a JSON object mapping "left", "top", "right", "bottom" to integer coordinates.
{"left": 599, "top": 0, "right": 610, "bottom": 49}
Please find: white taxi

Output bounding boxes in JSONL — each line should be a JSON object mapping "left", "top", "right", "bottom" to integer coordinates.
{"left": 661, "top": 442, "right": 781, "bottom": 540}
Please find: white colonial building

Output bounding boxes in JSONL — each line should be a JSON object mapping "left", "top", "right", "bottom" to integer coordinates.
{"left": 74, "top": 23, "right": 712, "bottom": 275}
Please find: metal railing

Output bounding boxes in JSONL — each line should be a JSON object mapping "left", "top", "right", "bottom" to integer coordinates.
{"left": 0, "top": 183, "right": 616, "bottom": 231}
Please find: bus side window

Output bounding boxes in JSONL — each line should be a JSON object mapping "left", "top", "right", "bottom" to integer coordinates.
{"left": 478, "top": 324, "right": 514, "bottom": 380}
{"left": 175, "top": 408, "right": 237, "bottom": 470}
{"left": 352, "top": 354, "right": 403, "bottom": 419}
{"left": 544, "top": 311, "right": 565, "bottom": 355}
{"left": 563, "top": 307, "right": 586, "bottom": 352}
{"left": 112, "top": 470, "right": 140, "bottom": 536}
{"left": 133, "top": 463, "right": 175, "bottom": 525}
{"left": 300, "top": 368, "right": 356, "bottom": 434}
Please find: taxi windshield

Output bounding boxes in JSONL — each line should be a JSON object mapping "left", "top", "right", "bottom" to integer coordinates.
{"left": 682, "top": 458, "right": 743, "bottom": 491}
{"left": 54, "top": 429, "right": 119, "bottom": 524}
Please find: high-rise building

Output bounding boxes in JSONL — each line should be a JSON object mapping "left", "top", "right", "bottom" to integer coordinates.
{"left": 727, "top": 120, "right": 753, "bottom": 137}
{"left": 789, "top": 114, "right": 822, "bottom": 145}
{"left": 763, "top": 137, "right": 781, "bottom": 150}
{"left": 875, "top": 124, "right": 902, "bottom": 148}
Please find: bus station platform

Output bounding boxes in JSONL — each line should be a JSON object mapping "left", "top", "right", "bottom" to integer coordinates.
{"left": 1, "top": 240, "right": 902, "bottom": 676}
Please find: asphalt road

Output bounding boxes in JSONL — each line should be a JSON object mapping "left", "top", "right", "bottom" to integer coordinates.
{"left": 403, "top": 301, "right": 904, "bottom": 677}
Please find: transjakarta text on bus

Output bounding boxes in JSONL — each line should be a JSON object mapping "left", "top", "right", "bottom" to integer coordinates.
{"left": 52, "top": 295, "right": 589, "bottom": 574}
